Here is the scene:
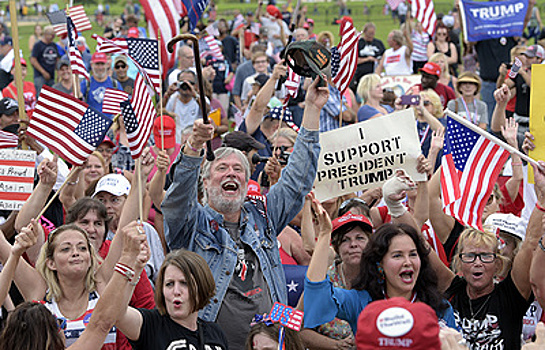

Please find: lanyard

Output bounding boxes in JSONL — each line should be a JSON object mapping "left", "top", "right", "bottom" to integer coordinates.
{"left": 461, "top": 98, "right": 478, "bottom": 125}
{"left": 419, "top": 124, "right": 430, "bottom": 146}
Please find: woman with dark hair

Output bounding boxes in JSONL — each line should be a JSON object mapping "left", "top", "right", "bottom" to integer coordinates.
{"left": 303, "top": 199, "right": 456, "bottom": 333}
{"left": 246, "top": 322, "right": 305, "bottom": 350}
{"left": 427, "top": 23, "right": 458, "bottom": 76}
{"left": 111, "top": 249, "right": 228, "bottom": 350}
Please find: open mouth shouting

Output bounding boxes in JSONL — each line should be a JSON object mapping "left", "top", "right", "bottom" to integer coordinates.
{"left": 221, "top": 179, "right": 240, "bottom": 196}
{"left": 400, "top": 269, "right": 415, "bottom": 284}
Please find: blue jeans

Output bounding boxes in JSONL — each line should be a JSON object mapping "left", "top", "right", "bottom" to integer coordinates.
{"left": 481, "top": 80, "right": 497, "bottom": 130}
{"left": 34, "top": 75, "right": 54, "bottom": 97}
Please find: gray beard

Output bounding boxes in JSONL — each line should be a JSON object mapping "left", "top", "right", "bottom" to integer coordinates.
{"left": 206, "top": 185, "right": 247, "bottom": 214}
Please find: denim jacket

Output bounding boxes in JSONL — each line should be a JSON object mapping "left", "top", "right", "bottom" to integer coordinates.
{"left": 162, "top": 127, "right": 320, "bottom": 321}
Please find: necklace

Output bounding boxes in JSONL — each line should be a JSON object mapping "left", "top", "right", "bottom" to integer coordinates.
{"left": 469, "top": 294, "right": 492, "bottom": 320}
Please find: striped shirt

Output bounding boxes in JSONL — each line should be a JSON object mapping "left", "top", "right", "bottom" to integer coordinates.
{"left": 411, "top": 30, "right": 430, "bottom": 62}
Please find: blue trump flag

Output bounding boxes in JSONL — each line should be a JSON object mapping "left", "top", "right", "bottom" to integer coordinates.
{"left": 460, "top": 0, "right": 527, "bottom": 42}
{"left": 182, "top": 0, "right": 210, "bottom": 30}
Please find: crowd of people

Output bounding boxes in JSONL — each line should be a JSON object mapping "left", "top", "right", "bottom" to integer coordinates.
{"left": 0, "top": 0, "right": 545, "bottom": 349}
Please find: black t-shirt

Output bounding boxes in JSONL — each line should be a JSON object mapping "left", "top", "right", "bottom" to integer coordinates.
{"left": 443, "top": 219, "right": 465, "bottom": 263}
{"left": 446, "top": 274, "right": 530, "bottom": 350}
{"left": 31, "top": 41, "right": 59, "bottom": 78}
{"left": 221, "top": 35, "right": 239, "bottom": 66}
{"left": 514, "top": 73, "right": 530, "bottom": 117}
{"left": 209, "top": 59, "right": 233, "bottom": 94}
{"left": 351, "top": 38, "right": 385, "bottom": 89}
{"left": 475, "top": 37, "right": 516, "bottom": 82}
{"left": 130, "top": 308, "right": 229, "bottom": 350}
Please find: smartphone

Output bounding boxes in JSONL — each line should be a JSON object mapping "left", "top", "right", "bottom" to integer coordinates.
{"left": 400, "top": 95, "right": 421, "bottom": 105}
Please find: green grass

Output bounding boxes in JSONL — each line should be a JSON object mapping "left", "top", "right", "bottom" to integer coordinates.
{"left": 9, "top": 0, "right": 460, "bottom": 82}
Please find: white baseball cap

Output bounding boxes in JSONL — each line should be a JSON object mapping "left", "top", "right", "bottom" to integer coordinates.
{"left": 484, "top": 213, "right": 526, "bottom": 241}
{"left": 92, "top": 174, "right": 131, "bottom": 198}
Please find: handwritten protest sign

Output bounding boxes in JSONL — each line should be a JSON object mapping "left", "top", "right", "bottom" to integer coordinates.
{"left": 314, "top": 109, "right": 425, "bottom": 202}
{"left": 0, "top": 149, "right": 36, "bottom": 210}
{"left": 460, "top": 0, "right": 527, "bottom": 42}
{"left": 381, "top": 75, "right": 422, "bottom": 97}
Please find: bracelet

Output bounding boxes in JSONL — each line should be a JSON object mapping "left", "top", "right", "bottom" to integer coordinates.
{"left": 536, "top": 202, "right": 545, "bottom": 213}
{"left": 185, "top": 139, "right": 201, "bottom": 153}
{"left": 67, "top": 179, "right": 79, "bottom": 185}
{"left": 511, "top": 162, "right": 522, "bottom": 166}
{"left": 114, "top": 263, "right": 140, "bottom": 286}
{"left": 539, "top": 236, "right": 545, "bottom": 253}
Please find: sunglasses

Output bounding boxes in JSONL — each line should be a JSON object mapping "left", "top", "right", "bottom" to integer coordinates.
{"left": 115, "top": 64, "right": 127, "bottom": 69}
{"left": 437, "top": 32, "right": 447, "bottom": 36}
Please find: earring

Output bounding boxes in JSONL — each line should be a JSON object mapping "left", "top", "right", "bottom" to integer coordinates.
{"left": 377, "top": 263, "right": 385, "bottom": 284}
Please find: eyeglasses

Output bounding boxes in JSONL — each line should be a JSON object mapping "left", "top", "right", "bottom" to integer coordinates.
{"left": 254, "top": 60, "right": 268, "bottom": 64}
{"left": 437, "top": 32, "right": 447, "bottom": 36}
{"left": 115, "top": 64, "right": 127, "bottom": 69}
{"left": 423, "top": 100, "right": 432, "bottom": 106}
{"left": 459, "top": 252, "right": 496, "bottom": 263}
{"left": 57, "top": 317, "right": 67, "bottom": 331}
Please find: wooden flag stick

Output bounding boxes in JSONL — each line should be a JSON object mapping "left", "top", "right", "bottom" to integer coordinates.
{"left": 158, "top": 30, "right": 164, "bottom": 150}
{"left": 35, "top": 167, "right": 79, "bottom": 221}
{"left": 338, "top": 96, "right": 343, "bottom": 129}
{"left": 9, "top": 0, "right": 27, "bottom": 149}
{"left": 272, "top": 107, "right": 286, "bottom": 156}
{"left": 136, "top": 158, "right": 144, "bottom": 222}
{"left": 444, "top": 109, "right": 540, "bottom": 168}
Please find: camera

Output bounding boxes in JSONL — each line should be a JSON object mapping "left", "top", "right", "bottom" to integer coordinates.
{"left": 251, "top": 146, "right": 291, "bottom": 166}
{"left": 177, "top": 81, "right": 191, "bottom": 91}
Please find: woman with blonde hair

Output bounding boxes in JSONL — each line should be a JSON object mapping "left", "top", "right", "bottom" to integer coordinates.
{"left": 429, "top": 52, "right": 456, "bottom": 91}
{"left": 356, "top": 74, "right": 393, "bottom": 122}
{"left": 316, "top": 31, "right": 334, "bottom": 49}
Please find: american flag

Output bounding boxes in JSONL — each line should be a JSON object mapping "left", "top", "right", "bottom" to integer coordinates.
{"left": 140, "top": 0, "right": 180, "bottom": 79}
{"left": 93, "top": 35, "right": 161, "bottom": 94}
{"left": 181, "top": 0, "right": 210, "bottom": 30}
{"left": 387, "top": 0, "right": 404, "bottom": 10}
{"left": 26, "top": 86, "right": 112, "bottom": 166}
{"left": 332, "top": 18, "right": 360, "bottom": 95}
{"left": 330, "top": 46, "right": 340, "bottom": 79}
{"left": 46, "top": 5, "right": 92, "bottom": 39}
{"left": 285, "top": 62, "right": 300, "bottom": 100}
{"left": 67, "top": 16, "right": 89, "bottom": 81}
{"left": 120, "top": 74, "right": 157, "bottom": 159}
{"left": 103, "top": 89, "right": 129, "bottom": 115}
{"left": 200, "top": 35, "right": 224, "bottom": 60}
{"left": 440, "top": 117, "right": 509, "bottom": 230}
{"left": 0, "top": 130, "right": 18, "bottom": 149}
{"left": 410, "top": 0, "right": 437, "bottom": 36}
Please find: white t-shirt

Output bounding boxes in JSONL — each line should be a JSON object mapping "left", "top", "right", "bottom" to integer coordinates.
{"left": 165, "top": 93, "right": 201, "bottom": 142}
{"left": 383, "top": 46, "right": 412, "bottom": 75}
{"left": 0, "top": 49, "right": 13, "bottom": 72}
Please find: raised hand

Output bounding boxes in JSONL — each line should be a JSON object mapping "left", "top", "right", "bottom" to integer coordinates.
{"left": 501, "top": 118, "right": 519, "bottom": 148}
{"left": 37, "top": 155, "right": 58, "bottom": 187}
{"left": 12, "top": 220, "right": 40, "bottom": 257}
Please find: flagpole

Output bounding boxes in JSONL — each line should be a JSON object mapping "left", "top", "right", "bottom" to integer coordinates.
{"left": 9, "top": 0, "right": 27, "bottom": 149}
{"left": 339, "top": 97, "right": 343, "bottom": 129}
{"left": 66, "top": 5, "right": 80, "bottom": 99}
{"left": 136, "top": 158, "right": 144, "bottom": 221}
{"left": 35, "top": 167, "right": 79, "bottom": 221}
{"left": 444, "top": 109, "right": 540, "bottom": 168}
{"left": 158, "top": 30, "right": 165, "bottom": 151}
{"left": 273, "top": 106, "right": 286, "bottom": 156}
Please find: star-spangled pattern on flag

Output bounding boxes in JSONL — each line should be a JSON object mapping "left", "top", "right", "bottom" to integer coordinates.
{"left": 269, "top": 302, "right": 304, "bottom": 331}
{"left": 332, "top": 18, "right": 360, "bottom": 95}
{"left": 330, "top": 46, "right": 340, "bottom": 79}
{"left": 120, "top": 74, "right": 157, "bottom": 159}
{"left": 285, "top": 62, "right": 300, "bottom": 100}
{"left": 0, "top": 130, "right": 18, "bottom": 149}
{"left": 67, "top": 16, "right": 89, "bottom": 81}
{"left": 102, "top": 89, "right": 129, "bottom": 115}
{"left": 387, "top": 0, "right": 404, "bottom": 10}
{"left": 27, "top": 86, "right": 112, "bottom": 166}
{"left": 440, "top": 116, "right": 510, "bottom": 230}
{"left": 45, "top": 5, "right": 92, "bottom": 39}
{"left": 93, "top": 35, "right": 161, "bottom": 94}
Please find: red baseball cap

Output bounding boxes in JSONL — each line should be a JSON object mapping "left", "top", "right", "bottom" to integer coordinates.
{"left": 92, "top": 52, "right": 108, "bottom": 63}
{"left": 356, "top": 298, "right": 441, "bottom": 350}
{"left": 331, "top": 212, "right": 373, "bottom": 236}
{"left": 100, "top": 135, "right": 115, "bottom": 148}
{"left": 153, "top": 115, "right": 177, "bottom": 149}
{"left": 128, "top": 27, "right": 139, "bottom": 38}
{"left": 266, "top": 4, "right": 283, "bottom": 19}
{"left": 419, "top": 62, "right": 441, "bottom": 77}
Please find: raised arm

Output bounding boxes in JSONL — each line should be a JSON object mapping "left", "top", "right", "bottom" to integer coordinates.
{"left": 306, "top": 198, "right": 333, "bottom": 282}
{"left": 70, "top": 222, "right": 149, "bottom": 350}
{"left": 245, "top": 62, "right": 287, "bottom": 135}
{"left": 511, "top": 161, "right": 545, "bottom": 300}
{"left": 148, "top": 150, "right": 170, "bottom": 210}
{"left": 428, "top": 168, "right": 456, "bottom": 243}
{"left": 501, "top": 118, "right": 524, "bottom": 202}
{"left": 0, "top": 225, "right": 39, "bottom": 306}
{"left": 382, "top": 169, "right": 419, "bottom": 230}
{"left": 490, "top": 84, "right": 511, "bottom": 133}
